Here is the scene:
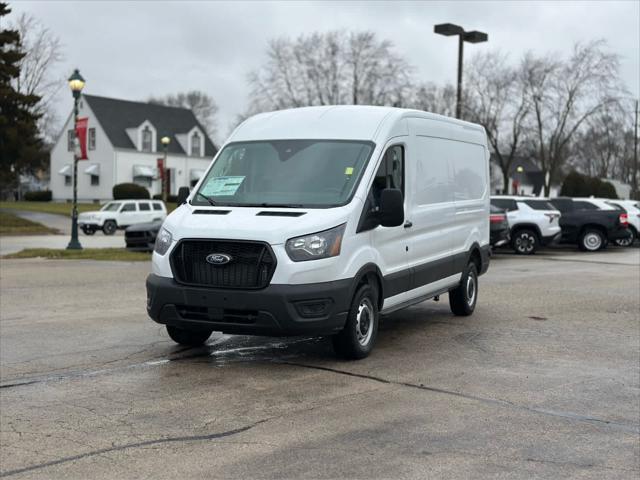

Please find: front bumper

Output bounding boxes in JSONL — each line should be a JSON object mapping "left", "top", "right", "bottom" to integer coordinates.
{"left": 146, "top": 274, "right": 351, "bottom": 336}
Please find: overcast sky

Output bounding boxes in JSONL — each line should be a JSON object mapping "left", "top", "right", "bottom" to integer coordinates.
{"left": 10, "top": 0, "right": 640, "bottom": 144}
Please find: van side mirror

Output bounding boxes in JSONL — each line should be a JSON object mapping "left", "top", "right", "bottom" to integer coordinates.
{"left": 177, "top": 186, "right": 190, "bottom": 205}
{"left": 379, "top": 188, "right": 404, "bottom": 227}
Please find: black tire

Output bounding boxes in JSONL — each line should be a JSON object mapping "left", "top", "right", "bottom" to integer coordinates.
{"left": 102, "top": 220, "right": 117, "bottom": 235}
{"left": 82, "top": 226, "right": 96, "bottom": 236}
{"left": 579, "top": 228, "right": 604, "bottom": 252}
{"left": 332, "top": 284, "right": 379, "bottom": 360}
{"left": 614, "top": 229, "right": 635, "bottom": 247}
{"left": 511, "top": 229, "right": 538, "bottom": 255}
{"left": 449, "top": 263, "right": 478, "bottom": 316}
{"left": 166, "top": 326, "right": 212, "bottom": 346}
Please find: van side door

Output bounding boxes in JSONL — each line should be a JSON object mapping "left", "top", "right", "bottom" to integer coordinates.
{"left": 361, "top": 143, "right": 410, "bottom": 308}
{"left": 405, "top": 119, "right": 456, "bottom": 297}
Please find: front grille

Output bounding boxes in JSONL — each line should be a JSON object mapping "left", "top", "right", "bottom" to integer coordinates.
{"left": 171, "top": 239, "right": 276, "bottom": 289}
{"left": 176, "top": 305, "right": 258, "bottom": 324}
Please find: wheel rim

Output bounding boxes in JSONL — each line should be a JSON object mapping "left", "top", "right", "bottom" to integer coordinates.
{"left": 466, "top": 272, "right": 477, "bottom": 307}
{"left": 105, "top": 223, "right": 115, "bottom": 234}
{"left": 355, "top": 298, "right": 374, "bottom": 347}
{"left": 616, "top": 235, "right": 632, "bottom": 247}
{"left": 584, "top": 232, "right": 602, "bottom": 250}
{"left": 515, "top": 232, "right": 535, "bottom": 253}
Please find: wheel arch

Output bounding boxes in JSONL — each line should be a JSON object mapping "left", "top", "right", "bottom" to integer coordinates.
{"left": 510, "top": 223, "right": 542, "bottom": 240}
{"left": 349, "top": 263, "right": 385, "bottom": 311}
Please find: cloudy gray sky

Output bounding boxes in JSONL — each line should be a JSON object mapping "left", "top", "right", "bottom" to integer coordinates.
{"left": 10, "top": 0, "right": 640, "bottom": 143}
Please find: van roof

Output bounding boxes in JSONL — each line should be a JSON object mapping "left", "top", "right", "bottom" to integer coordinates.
{"left": 228, "top": 105, "right": 483, "bottom": 143}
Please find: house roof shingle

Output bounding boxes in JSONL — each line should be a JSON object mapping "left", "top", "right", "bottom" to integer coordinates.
{"left": 83, "top": 94, "right": 217, "bottom": 156}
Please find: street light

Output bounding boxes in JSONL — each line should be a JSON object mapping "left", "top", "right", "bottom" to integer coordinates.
{"left": 161, "top": 136, "right": 170, "bottom": 203}
{"left": 434, "top": 23, "right": 488, "bottom": 120}
{"left": 66, "top": 69, "right": 85, "bottom": 250}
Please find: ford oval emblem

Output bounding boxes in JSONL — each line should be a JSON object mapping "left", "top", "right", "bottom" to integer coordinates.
{"left": 206, "top": 253, "right": 232, "bottom": 265}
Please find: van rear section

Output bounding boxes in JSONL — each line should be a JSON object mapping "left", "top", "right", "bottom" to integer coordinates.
{"left": 146, "top": 106, "right": 490, "bottom": 359}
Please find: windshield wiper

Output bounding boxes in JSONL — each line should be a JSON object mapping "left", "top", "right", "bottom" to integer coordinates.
{"left": 196, "top": 192, "right": 217, "bottom": 206}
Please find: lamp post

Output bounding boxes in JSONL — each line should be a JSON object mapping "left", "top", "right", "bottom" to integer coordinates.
{"left": 434, "top": 23, "right": 488, "bottom": 120}
{"left": 515, "top": 165, "right": 524, "bottom": 195}
{"left": 66, "top": 69, "right": 85, "bottom": 250}
{"left": 161, "top": 136, "right": 170, "bottom": 203}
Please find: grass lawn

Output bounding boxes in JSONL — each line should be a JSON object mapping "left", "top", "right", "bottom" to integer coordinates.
{"left": 0, "top": 212, "right": 58, "bottom": 235}
{"left": 0, "top": 201, "right": 96, "bottom": 217}
{"left": 0, "top": 201, "right": 178, "bottom": 216}
{"left": 3, "top": 248, "right": 151, "bottom": 261}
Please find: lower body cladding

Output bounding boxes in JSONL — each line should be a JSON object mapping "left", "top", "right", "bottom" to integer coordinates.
{"left": 146, "top": 245, "right": 490, "bottom": 337}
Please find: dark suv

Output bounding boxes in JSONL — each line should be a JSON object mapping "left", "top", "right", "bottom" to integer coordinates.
{"left": 548, "top": 198, "right": 630, "bottom": 251}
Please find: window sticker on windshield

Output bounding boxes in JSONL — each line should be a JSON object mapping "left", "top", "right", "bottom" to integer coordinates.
{"left": 201, "top": 176, "right": 245, "bottom": 196}
{"left": 345, "top": 167, "right": 354, "bottom": 175}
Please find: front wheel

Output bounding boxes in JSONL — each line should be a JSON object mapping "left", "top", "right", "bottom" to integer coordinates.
{"left": 102, "top": 220, "right": 117, "bottom": 235}
{"left": 449, "top": 263, "right": 478, "bottom": 316}
{"left": 511, "top": 229, "right": 538, "bottom": 255}
{"left": 82, "top": 226, "right": 96, "bottom": 235}
{"left": 166, "top": 326, "right": 212, "bottom": 346}
{"left": 579, "top": 229, "right": 604, "bottom": 252}
{"left": 332, "top": 284, "right": 379, "bottom": 360}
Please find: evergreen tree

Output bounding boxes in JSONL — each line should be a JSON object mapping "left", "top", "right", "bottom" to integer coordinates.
{"left": 0, "top": 2, "right": 46, "bottom": 195}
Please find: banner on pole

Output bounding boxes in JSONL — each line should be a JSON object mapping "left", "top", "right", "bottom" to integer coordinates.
{"left": 75, "top": 117, "right": 89, "bottom": 160}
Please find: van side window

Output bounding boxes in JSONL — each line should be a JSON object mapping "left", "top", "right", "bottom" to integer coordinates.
{"left": 372, "top": 146, "right": 404, "bottom": 204}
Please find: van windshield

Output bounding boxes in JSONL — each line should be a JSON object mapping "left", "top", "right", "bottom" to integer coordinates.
{"left": 192, "top": 140, "right": 375, "bottom": 208}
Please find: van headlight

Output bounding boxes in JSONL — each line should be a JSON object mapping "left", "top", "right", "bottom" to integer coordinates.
{"left": 285, "top": 224, "right": 345, "bottom": 262}
{"left": 154, "top": 228, "right": 173, "bottom": 255}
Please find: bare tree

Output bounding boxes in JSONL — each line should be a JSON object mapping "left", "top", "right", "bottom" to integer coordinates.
{"left": 464, "top": 51, "right": 530, "bottom": 194}
{"left": 148, "top": 90, "right": 219, "bottom": 139}
{"left": 523, "top": 41, "right": 623, "bottom": 195}
{"left": 247, "top": 31, "right": 413, "bottom": 112}
{"left": 407, "top": 82, "right": 456, "bottom": 116}
{"left": 11, "top": 12, "right": 64, "bottom": 144}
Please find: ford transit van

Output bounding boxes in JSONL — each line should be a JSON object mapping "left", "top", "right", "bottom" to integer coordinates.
{"left": 146, "top": 106, "right": 490, "bottom": 359}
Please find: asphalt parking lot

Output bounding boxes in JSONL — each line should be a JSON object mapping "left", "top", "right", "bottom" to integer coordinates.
{"left": 1, "top": 248, "right": 639, "bottom": 479}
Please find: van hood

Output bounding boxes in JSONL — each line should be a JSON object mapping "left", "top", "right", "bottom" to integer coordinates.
{"left": 163, "top": 203, "right": 356, "bottom": 245}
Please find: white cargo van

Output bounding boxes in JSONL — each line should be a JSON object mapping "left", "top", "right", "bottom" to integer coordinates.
{"left": 146, "top": 106, "right": 490, "bottom": 358}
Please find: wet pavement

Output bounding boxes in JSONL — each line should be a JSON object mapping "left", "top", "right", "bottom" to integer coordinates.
{"left": 0, "top": 249, "right": 639, "bottom": 479}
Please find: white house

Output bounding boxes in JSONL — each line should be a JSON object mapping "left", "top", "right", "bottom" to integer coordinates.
{"left": 50, "top": 94, "right": 217, "bottom": 202}
{"left": 490, "top": 156, "right": 560, "bottom": 197}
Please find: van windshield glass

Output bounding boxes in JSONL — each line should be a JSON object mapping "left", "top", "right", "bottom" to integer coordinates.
{"left": 101, "top": 202, "right": 121, "bottom": 212}
{"left": 192, "top": 140, "right": 374, "bottom": 208}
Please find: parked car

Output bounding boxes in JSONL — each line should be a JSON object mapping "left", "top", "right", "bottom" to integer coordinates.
{"left": 567, "top": 198, "right": 635, "bottom": 247}
{"left": 490, "top": 196, "right": 561, "bottom": 254}
{"left": 603, "top": 199, "right": 639, "bottom": 246}
{"left": 489, "top": 205, "right": 510, "bottom": 248}
{"left": 547, "top": 197, "right": 630, "bottom": 251}
{"left": 125, "top": 221, "right": 162, "bottom": 252}
{"left": 146, "top": 106, "right": 491, "bottom": 359}
{"left": 79, "top": 200, "right": 167, "bottom": 235}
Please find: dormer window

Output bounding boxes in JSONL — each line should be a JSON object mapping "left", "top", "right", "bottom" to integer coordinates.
{"left": 142, "top": 126, "right": 152, "bottom": 152}
{"left": 190, "top": 131, "right": 201, "bottom": 156}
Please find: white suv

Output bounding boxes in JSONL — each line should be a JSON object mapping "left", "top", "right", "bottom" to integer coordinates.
{"left": 78, "top": 200, "right": 167, "bottom": 235}
{"left": 490, "top": 196, "right": 561, "bottom": 254}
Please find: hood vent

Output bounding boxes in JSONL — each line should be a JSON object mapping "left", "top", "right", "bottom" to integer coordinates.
{"left": 256, "top": 211, "right": 306, "bottom": 217}
{"left": 192, "top": 209, "right": 231, "bottom": 215}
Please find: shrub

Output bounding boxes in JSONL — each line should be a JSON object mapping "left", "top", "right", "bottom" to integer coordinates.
{"left": 24, "top": 190, "right": 52, "bottom": 202}
{"left": 113, "top": 183, "right": 150, "bottom": 200}
{"left": 596, "top": 180, "right": 618, "bottom": 199}
{"left": 560, "top": 171, "right": 618, "bottom": 199}
{"left": 152, "top": 193, "right": 177, "bottom": 203}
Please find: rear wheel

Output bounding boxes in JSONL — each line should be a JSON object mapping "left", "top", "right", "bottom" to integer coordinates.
{"left": 332, "top": 284, "right": 379, "bottom": 360}
{"left": 614, "top": 229, "right": 635, "bottom": 247}
{"left": 166, "top": 326, "right": 212, "bottom": 346}
{"left": 449, "top": 263, "right": 478, "bottom": 316}
{"left": 579, "top": 229, "right": 604, "bottom": 252}
{"left": 102, "top": 220, "right": 117, "bottom": 235}
{"left": 511, "top": 229, "right": 538, "bottom": 255}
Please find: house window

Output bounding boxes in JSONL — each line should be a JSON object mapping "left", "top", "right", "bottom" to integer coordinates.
{"left": 90, "top": 174, "right": 99, "bottom": 186}
{"left": 133, "top": 176, "right": 152, "bottom": 188}
{"left": 64, "top": 175, "right": 72, "bottom": 186}
{"left": 142, "top": 126, "right": 152, "bottom": 152}
{"left": 67, "top": 130, "right": 75, "bottom": 151}
{"left": 88, "top": 128, "right": 96, "bottom": 150}
{"left": 191, "top": 132, "right": 201, "bottom": 156}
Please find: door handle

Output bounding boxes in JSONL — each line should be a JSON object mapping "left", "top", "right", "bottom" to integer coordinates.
{"left": 404, "top": 221, "right": 413, "bottom": 228}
